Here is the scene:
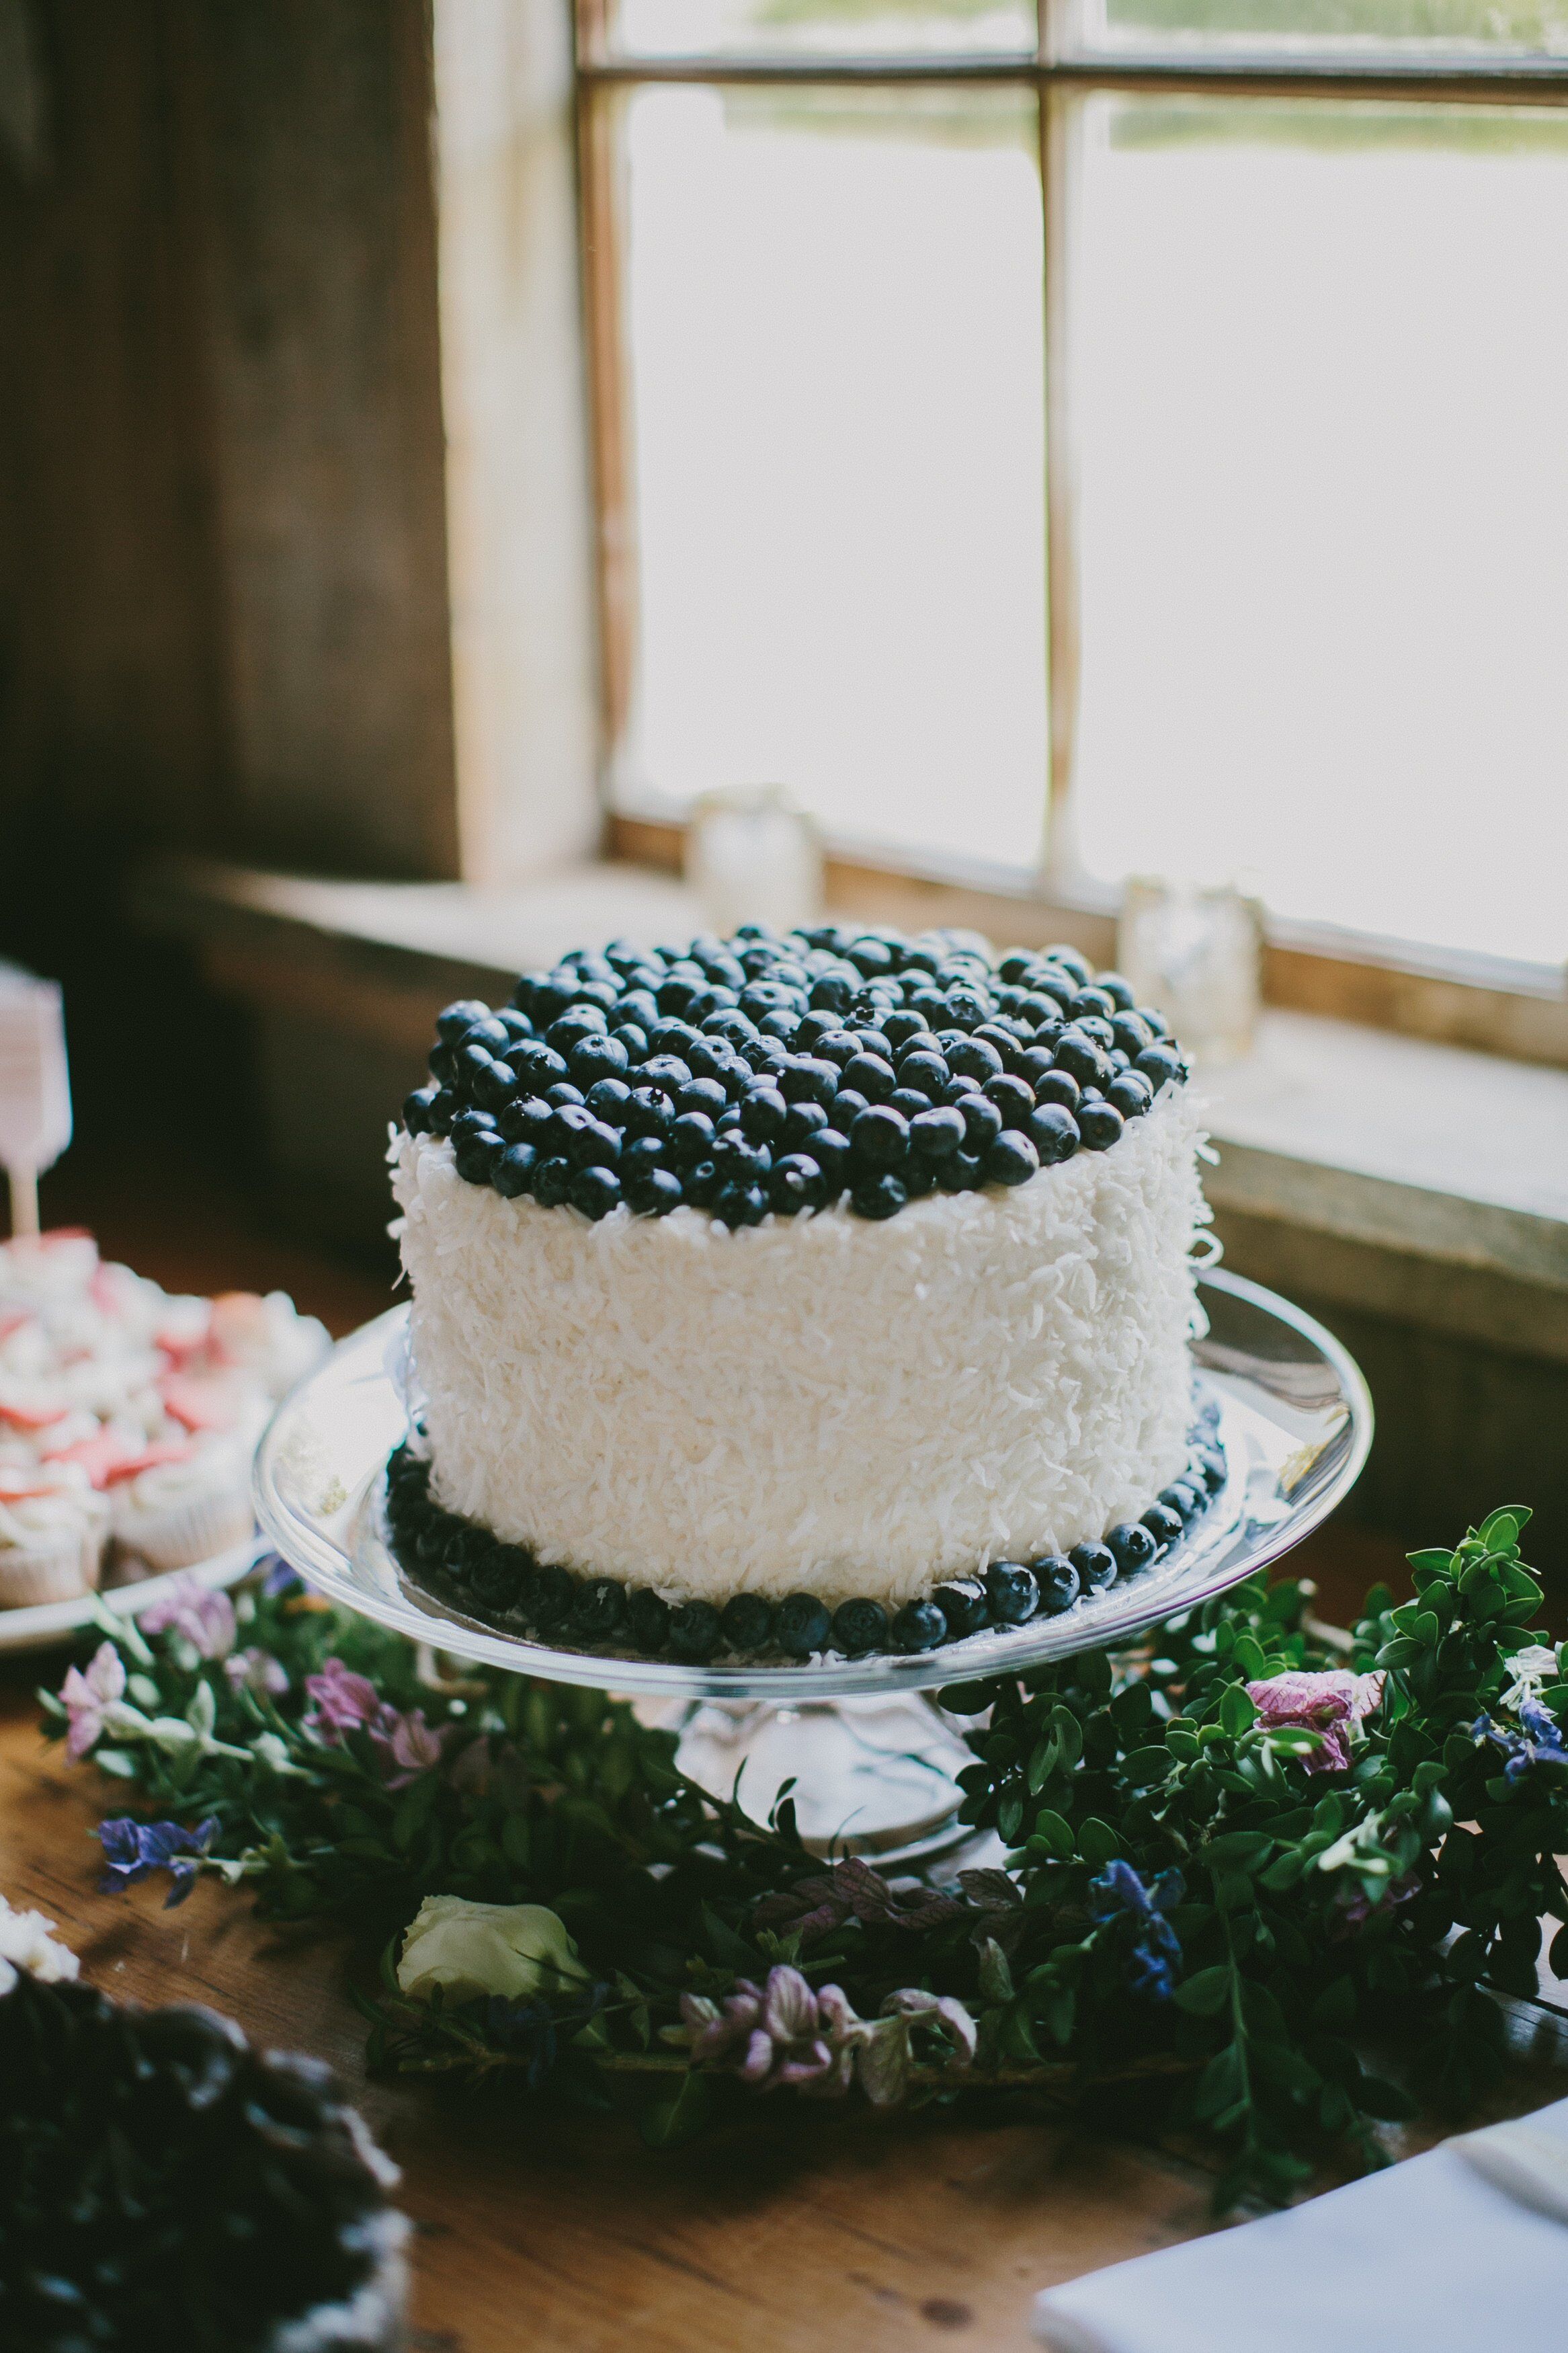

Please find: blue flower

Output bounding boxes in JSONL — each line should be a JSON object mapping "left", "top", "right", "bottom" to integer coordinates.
{"left": 97, "top": 1816, "right": 219, "bottom": 1907}
{"left": 260, "top": 1554, "right": 304, "bottom": 1599}
{"left": 1088, "top": 1859, "right": 1186, "bottom": 2001}
{"left": 1473, "top": 1702, "right": 1568, "bottom": 1784}
{"left": 483, "top": 1981, "right": 607, "bottom": 2089}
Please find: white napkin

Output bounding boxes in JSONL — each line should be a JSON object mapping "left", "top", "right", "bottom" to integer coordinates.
{"left": 1033, "top": 2099, "right": 1568, "bottom": 2353}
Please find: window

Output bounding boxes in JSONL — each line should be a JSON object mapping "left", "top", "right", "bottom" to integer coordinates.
{"left": 575, "top": 1, "right": 1568, "bottom": 992}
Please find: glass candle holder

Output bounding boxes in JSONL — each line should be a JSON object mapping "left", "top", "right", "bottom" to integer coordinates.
{"left": 684, "top": 786, "right": 824, "bottom": 939}
{"left": 1117, "top": 877, "right": 1263, "bottom": 1066}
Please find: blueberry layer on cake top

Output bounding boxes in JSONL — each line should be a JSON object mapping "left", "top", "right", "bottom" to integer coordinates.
{"left": 400, "top": 923, "right": 1188, "bottom": 1228}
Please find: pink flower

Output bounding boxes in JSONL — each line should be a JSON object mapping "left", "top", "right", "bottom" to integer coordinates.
{"left": 139, "top": 1577, "right": 236, "bottom": 1662}
{"left": 224, "top": 1646, "right": 289, "bottom": 1698}
{"left": 384, "top": 1707, "right": 445, "bottom": 1788}
{"left": 304, "top": 1657, "right": 381, "bottom": 1736}
{"left": 59, "top": 1642, "right": 126, "bottom": 1759}
{"left": 1245, "top": 1669, "right": 1385, "bottom": 1774}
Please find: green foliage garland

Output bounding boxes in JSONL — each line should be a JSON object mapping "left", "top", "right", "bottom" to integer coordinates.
{"left": 40, "top": 1507, "right": 1567, "bottom": 2206}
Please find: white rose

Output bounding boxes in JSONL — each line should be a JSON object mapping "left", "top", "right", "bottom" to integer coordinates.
{"left": 395, "top": 1896, "right": 590, "bottom": 2005}
{"left": 0, "top": 1892, "right": 80, "bottom": 1997}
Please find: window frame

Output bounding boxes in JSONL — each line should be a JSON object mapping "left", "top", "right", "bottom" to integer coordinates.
{"left": 571, "top": 0, "right": 1568, "bottom": 1064}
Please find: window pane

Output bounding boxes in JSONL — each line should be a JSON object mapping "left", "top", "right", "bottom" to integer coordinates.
{"left": 1069, "top": 96, "right": 1568, "bottom": 970}
{"left": 1074, "top": 0, "right": 1568, "bottom": 53}
{"left": 604, "top": 0, "right": 1037, "bottom": 58}
{"left": 616, "top": 86, "right": 1048, "bottom": 871}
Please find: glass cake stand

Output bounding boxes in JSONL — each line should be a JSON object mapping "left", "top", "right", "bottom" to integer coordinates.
{"left": 253, "top": 1270, "right": 1372, "bottom": 1863}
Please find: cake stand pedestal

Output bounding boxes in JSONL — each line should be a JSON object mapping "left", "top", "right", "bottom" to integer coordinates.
{"left": 254, "top": 1270, "right": 1372, "bottom": 1870}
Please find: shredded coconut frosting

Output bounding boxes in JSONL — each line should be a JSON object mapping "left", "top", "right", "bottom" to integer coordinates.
{"left": 391, "top": 1091, "right": 1210, "bottom": 1607}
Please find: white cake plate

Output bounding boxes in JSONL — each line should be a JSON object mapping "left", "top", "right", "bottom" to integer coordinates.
{"left": 254, "top": 1270, "right": 1371, "bottom": 1860}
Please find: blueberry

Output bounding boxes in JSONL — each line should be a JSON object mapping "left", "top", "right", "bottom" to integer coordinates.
{"left": 1070, "top": 1541, "right": 1118, "bottom": 1591}
{"left": 1013, "top": 1047, "right": 1057, "bottom": 1092}
{"left": 452, "top": 1043, "right": 497, "bottom": 1101}
{"left": 769, "top": 1153, "right": 826, "bottom": 1215}
{"left": 532, "top": 1154, "right": 573, "bottom": 1207}
{"left": 850, "top": 1172, "right": 907, "bottom": 1222}
{"left": 808, "top": 970, "right": 857, "bottom": 1014}
{"left": 1159, "top": 1481, "right": 1200, "bottom": 1521}
{"left": 650, "top": 1017, "right": 702, "bottom": 1058}
{"left": 1193, "top": 1445, "right": 1227, "bottom": 1494}
{"left": 403, "top": 1084, "right": 438, "bottom": 1135}
{"left": 641, "top": 1053, "right": 694, "bottom": 1101}
{"left": 436, "top": 998, "right": 491, "bottom": 1043}
{"left": 897, "top": 1051, "right": 949, "bottom": 1103}
{"left": 544, "top": 1082, "right": 585, "bottom": 1110}
{"left": 1053, "top": 1028, "right": 1108, "bottom": 1088}
{"left": 472, "top": 1546, "right": 532, "bottom": 1614}
{"left": 571, "top": 1164, "right": 622, "bottom": 1219}
{"left": 833, "top": 1089, "right": 870, "bottom": 1129}
{"left": 957, "top": 1093, "right": 1003, "bottom": 1154}
{"left": 682, "top": 1156, "right": 720, "bottom": 1207}
{"left": 936, "top": 1149, "right": 983, "bottom": 1193}
{"left": 909, "top": 1105, "right": 966, "bottom": 1162}
{"left": 450, "top": 1106, "right": 497, "bottom": 1145}
{"left": 984, "top": 1073, "right": 1036, "bottom": 1131}
{"left": 812, "top": 1028, "right": 858, "bottom": 1068}
{"left": 714, "top": 1180, "right": 768, "bottom": 1228}
{"left": 1032, "top": 1554, "right": 1081, "bottom": 1614}
{"left": 1077, "top": 1101, "right": 1124, "bottom": 1152}
{"left": 459, "top": 1016, "right": 513, "bottom": 1059}
{"left": 622, "top": 1086, "right": 674, "bottom": 1142}
{"left": 1026, "top": 1105, "right": 1079, "bottom": 1166}
{"left": 565, "top": 1111, "right": 621, "bottom": 1167}
{"left": 494, "top": 1143, "right": 537, "bottom": 1198}
{"left": 794, "top": 1008, "right": 841, "bottom": 1047}
{"left": 677, "top": 1077, "right": 729, "bottom": 1122}
{"left": 882, "top": 1009, "right": 929, "bottom": 1048}
{"left": 1141, "top": 1502, "right": 1184, "bottom": 1552}
{"left": 811, "top": 1128, "right": 851, "bottom": 1190}
{"left": 1137, "top": 1005, "right": 1171, "bottom": 1039}
{"left": 1106, "top": 1521, "right": 1158, "bottom": 1575}
{"left": 454, "top": 1129, "right": 504, "bottom": 1185}
{"left": 1135, "top": 1043, "right": 1182, "bottom": 1094}
{"left": 571, "top": 1577, "right": 627, "bottom": 1642}
{"left": 948, "top": 1035, "right": 1004, "bottom": 1082}
{"left": 983, "top": 1561, "right": 1038, "bottom": 1624}
{"left": 1069, "top": 987, "right": 1116, "bottom": 1023}
{"left": 985, "top": 1131, "right": 1038, "bottom": 1188}
{"left": 739, "top": 1085, "right": 788, "bottom": 1144}
{"left": 546, "top": 1009, "right": 607, "bottom": 1058}
{"left": 780, "top": 1055, "right": 839, "bottom": 1109}
{"left": 518, "top": 1562, "right": 573, "bottom": 1630}
{"left": 567, "top": 1034, "right": 629, "bottom": 1096}
{"left": 1111, "top": 1012, "right": 1153, "bottom": 1060}
{"left": 781, "top": 1099, "right": 829, "bottom": 1152}
{"left": 513, "top": 1041, "right": 570, "bottom": 1092}
{"left": 891, "top": 1599, "right": 948, "bottom": 1652}
{"left": 580, "top": 1076, "right": 628, "bottom": 1123}
{"left": 997, "top": 953, "right": 1035, "bottom": 986}
{"left": 428, "top": 1040, "right": 456, "bottom": 1086}
{"left": 499, "top": 1094, "right": 553, "bottom": 1147}
{"left": 932, "top": 1577, "right": 988, "bottom": 1637}
{"left": 668, "top": 1111, "right": 716, "bottom": 1167}
{"left": 848, "top": 1105, "right": 909, "bottom": 1176}
{"left": 626, "top": 1168, "right": 683, "bottom": 1217}
{"left": 626, "top": 1588, "right": 673, "bottom": 1652}
{"left": 669, "top": 1600, "right": 723, "bottom": 1660}
{"left": 621, "top": 1133, "right": 667, "bottom": 1176}
{"left": 831, "top": 1597, "right": 890, "bottom": 1655}
{"left": 720, "top": 1593, "right": 777, "bottom": 1652}
{"left": 1033, "top": 1069, "right": 1081, "bottom": 1115}
{"left": 945, "top": 986, "right": 991, "bottom": 1030}
{"left": 1106, "top": 1072, "right": 1153, "bottom": 1121}
{"left": 843, "top": 1051, "right": 895, "bottom": 1105}
{"left": 771, "top": 1591, "right": 830, "bottom": 1658}
{"left": 1098, "top": 972, "right": 1138, "bottom": 1010}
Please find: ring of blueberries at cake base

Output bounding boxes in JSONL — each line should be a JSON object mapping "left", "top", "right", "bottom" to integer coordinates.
{"left": 401, "top": 923, "right": 1189, "bottom": 1230}
{"left": 381, "top": 1399, "right": 1227, "bottom": 1667}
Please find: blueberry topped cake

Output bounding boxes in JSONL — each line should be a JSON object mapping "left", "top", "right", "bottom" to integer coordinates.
{"left": 387, "top": 924, "right": 1223, "bottom": 1662}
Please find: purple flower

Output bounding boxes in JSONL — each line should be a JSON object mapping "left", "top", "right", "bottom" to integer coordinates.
{"left": 670, "top": 1965, "right": 975, "bottom": 2106}
{"left": 224, "top": 1645, "right": 289, "bottom": 1697}
{"left": 1245, "top": 1669, "right": 1385, "bottom": 1775}
{"left": 381, "top": 1706, "right": 446, "bottom": 1788}
{"left": 1089, "top": 1859, "right": 1186, "bottom": 2000}
{"left": 97, "top": 1815, "right": 218, "bottom": 1907}
{"left": 1474, "top": 1699, "right": 1568, "bottom": 1783}
{"left": 751, "top": 1856, "right": 968, "bottom": 1946}
{"left": 304, "top": 1657, "right": 382, "bottom": 1736}
{"left": 260, "top": 1553, "right": 304, "bottom": 1598}
{"left": 139, "top": 1577, "right": 237, "bottom": 1661}
{"left": 58, "top": 1644, "right": 127, "bottom": 1760}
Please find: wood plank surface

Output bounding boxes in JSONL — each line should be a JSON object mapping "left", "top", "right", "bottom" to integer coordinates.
{"left": 3, "top": 1176, "right": 1565, "bottom": 2352}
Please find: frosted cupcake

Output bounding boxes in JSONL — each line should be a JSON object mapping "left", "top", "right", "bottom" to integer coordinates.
{"left": 206, "top": 1291, "right": 330, "bottom": 1398}
{"left": 0, "top": 1471, "right": 109, "bottom": 1608}
{"left": 110, "top": 1439, "right": 255, "bottom": 1573}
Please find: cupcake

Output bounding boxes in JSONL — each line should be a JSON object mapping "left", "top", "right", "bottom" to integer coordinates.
{"left": 207, "top": 1289, "right": 331, "bottom": 1398}
{"left": 110, "top": 1439, "right": 255, "bottom": 1573}
{"left": 0, "top": 1471, "right": 107, "bottom": 1608}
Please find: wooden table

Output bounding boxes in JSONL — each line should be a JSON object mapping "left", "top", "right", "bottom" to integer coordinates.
{"left": 5, "top": 1162, "right": 1567, "bottom": 2352}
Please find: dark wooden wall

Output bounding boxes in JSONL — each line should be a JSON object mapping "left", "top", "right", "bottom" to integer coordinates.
{"left": 0, "top": 0, "right": 458, "bottom": 1141}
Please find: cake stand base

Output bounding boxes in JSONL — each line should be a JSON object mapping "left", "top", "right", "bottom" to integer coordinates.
{"left": 658, "top": 1691, "right": 975, "bottom": 1864}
